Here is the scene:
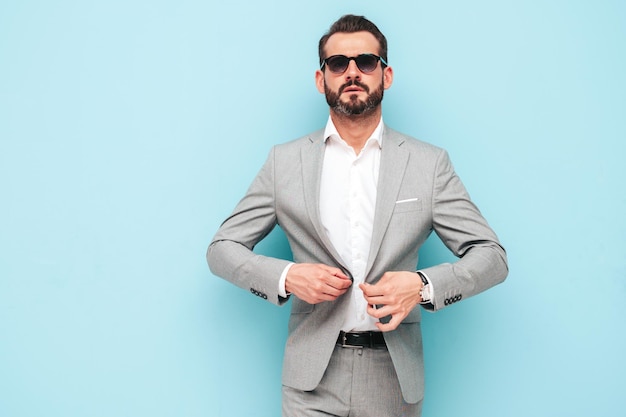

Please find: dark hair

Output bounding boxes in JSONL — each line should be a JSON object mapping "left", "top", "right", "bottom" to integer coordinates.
{"left": 318, "top": 14, "right": 388, "bottom": 66}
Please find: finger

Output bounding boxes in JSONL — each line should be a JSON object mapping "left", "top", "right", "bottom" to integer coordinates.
{"left": 320, "top": 274, "right": 352, "bottom": 295}
{"left": 375, "top": 316, "right": 402, "bottom": 332}
{"left": 308, "top": 294, "right": 335, "bottom": 304}
{"left": 359, "top": 282, "right": 385, "bottom": 297}
{"left": 321, "top": 265, "right": 350, "bottom": 280}
{"left": 328, "top": 275, "right": 353, "bottom": 290}
{"left": 307, "top": 286, "right": 345, "bottom": 303}
{"left": 366, "top": 303, "right": 391, "bottom": 320}
{"left": 318, "top": 292, "right": 341, "bottom": 302}
{"left": 375, "top": 320, "right": 399, "bottom": 332}
{"left": 321, "top": 284, "right": 349, "bottom": 298}
{"left": 359, "top": 285, "right": 386, "bottom": 306}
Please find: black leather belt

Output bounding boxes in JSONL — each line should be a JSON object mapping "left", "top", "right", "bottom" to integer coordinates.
{"left": 337, "top": 331, "right": 386, "bottom": 349}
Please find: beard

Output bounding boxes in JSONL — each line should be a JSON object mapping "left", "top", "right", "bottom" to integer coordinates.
{"left": 324, "top": 78, "right": 384, "bottom": 116}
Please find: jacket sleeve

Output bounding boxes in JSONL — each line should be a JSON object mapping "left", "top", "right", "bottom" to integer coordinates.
{"left": 420, "top": 150, "right": 508, "bottom": 311}
{"left": 206, "top": 147, "right": 291, "bottom": 306}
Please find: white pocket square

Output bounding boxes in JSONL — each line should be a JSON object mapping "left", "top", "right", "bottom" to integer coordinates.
{"left": 396, "top": 198, "right": 419, "bottom": 204}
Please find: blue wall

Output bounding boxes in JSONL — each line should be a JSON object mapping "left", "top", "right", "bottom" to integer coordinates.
{"left": 1, "top": 1, "right": 625, "bottom": 416}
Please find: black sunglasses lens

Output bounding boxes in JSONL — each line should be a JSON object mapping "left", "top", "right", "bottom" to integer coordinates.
{"left": 325, "top": 55, "right": 380, "bottom": 73}
{"left": 327, "top": 56, "right": 349, "bottom": 73}
{"left": 355, "top": 55, "right": 378, "bottom": 72}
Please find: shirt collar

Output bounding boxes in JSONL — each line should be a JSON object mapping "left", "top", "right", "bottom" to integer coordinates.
{"left": 323, "top": 116, "right": 384, "bottom": 149}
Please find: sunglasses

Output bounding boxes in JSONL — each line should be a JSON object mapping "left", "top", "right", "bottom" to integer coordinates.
{"left": 320, "top": 54, "right": 388, "bottom": 74}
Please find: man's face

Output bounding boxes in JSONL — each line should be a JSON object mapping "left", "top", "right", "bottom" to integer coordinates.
{"left": 316, "top": 31, "right": 393, "bottom": 116}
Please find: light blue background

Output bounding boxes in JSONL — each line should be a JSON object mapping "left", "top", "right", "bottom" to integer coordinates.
{"left": 1, "top": 1, "right": 625, "bottom": 416}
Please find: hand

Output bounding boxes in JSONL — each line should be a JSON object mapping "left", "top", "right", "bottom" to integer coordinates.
{"left": 285, "top": 263, "right": 352, "bottom": 304}
{"left": 359, "top": 271, "right": 423, "bottom": 331}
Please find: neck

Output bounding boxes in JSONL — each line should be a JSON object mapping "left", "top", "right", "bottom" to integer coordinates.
{"left": 330, "top": 107, "right": 382, "bottom": 154}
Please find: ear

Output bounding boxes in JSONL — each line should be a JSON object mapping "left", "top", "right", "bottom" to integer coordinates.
{"left": 383, "top": 65, "right": 394, "bottom": 90}
{"left": 315, "top": 69, "right": 325, "bottom": 94}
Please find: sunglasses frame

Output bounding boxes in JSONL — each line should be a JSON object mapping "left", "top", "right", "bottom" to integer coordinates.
{"left": 320, "top": 54, "right": 388, "bottom": 74}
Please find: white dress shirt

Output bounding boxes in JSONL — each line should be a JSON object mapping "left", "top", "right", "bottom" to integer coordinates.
{"left": 319, "top": 116, "right": 383, "bottom": 331}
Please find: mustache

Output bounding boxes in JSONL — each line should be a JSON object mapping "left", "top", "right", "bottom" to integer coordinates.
{"left": 339, "top": 80, "right": 370, "bottom": 94}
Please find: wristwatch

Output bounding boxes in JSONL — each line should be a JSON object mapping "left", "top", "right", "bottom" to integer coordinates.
{"left": 416, "top": 271, "right": 432, "bottom": 303}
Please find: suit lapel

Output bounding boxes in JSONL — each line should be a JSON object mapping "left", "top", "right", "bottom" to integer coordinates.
{"left": 300, "top": 131, "right": 349, "bottom": 272}
{"left": 365, "top": 127, "right": 409, "bottom": 280}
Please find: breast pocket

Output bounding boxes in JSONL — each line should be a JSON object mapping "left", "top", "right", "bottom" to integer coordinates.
{"left": 393, "top": 197, "right": 423, "bottom": 213}
{"left": 388, "top": 196, "right": 429, "bottom": 240}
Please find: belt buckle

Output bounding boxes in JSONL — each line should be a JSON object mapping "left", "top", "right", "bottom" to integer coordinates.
{"left": 340, "top": 332, "right": 363, "bottom": 349}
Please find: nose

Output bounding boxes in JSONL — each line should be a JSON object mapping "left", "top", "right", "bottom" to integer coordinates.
{"left": 345, "top": 59, "right": 361, "bottom": 80}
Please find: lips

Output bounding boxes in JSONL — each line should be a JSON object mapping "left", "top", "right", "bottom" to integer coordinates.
{"left": 340, "top": 81, "right": 369, "bottom": 94}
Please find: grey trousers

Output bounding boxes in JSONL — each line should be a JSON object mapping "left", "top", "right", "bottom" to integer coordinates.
{"left": 282, "top": 344, "right": 422, "bottom": 417}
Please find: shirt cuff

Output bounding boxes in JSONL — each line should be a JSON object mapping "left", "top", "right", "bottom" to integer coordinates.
{"left": 278, "top": 263, "right": 294, "bottom": 298}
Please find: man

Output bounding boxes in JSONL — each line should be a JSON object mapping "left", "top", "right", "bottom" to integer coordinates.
{"left": 207, "top": 14, "right": 508, "bottom": 417}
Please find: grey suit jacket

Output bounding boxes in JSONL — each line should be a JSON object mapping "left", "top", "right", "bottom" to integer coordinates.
{"left": 207, "top": 126, "right": 508, "bottom": 403}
